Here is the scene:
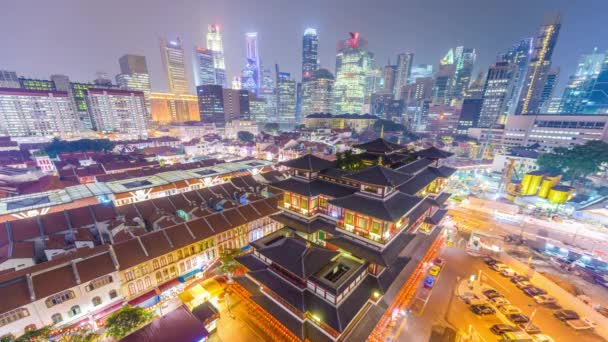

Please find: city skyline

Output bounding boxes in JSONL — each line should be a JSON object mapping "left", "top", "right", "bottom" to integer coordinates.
{"left": 2, "top": 0, "right": 608, "bottom": 94}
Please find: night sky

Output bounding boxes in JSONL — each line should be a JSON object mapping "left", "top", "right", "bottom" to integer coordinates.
{"left": 2, "top": 0, "right": 608, "bottom": 94}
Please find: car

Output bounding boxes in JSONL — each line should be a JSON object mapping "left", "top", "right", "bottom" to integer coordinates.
{"left": 484, "top": 257, "right": 498, "bottom": 266}
{"left": 483, "top": 289, "right": 502, "bottom": 299}
{"left": 490, "top": 324, "right": 518, "bottom": 335}
{"left": 507, "top": 313, "right": 530, "bottom": 324}
{"left": 523, "top": 287, "right": 547, "bottom": 297}
{"left": 432, "top": 257, "right": 445, "bottom": 268}
{"left": 518, "top": 322, "right": 541, "bottom": 334}
{"left": 566, "top": 318, "right": 596, "bottom": 331}
{"left": 516, "top": 281, "right": 533, "bottom": 289}
{"left": 498, "top": 305, "right": 522, "bottom": 315}
{"left": 510, "top": 275, "right": 529, "bottom": 284}
{"left": 492, "top": 263, "right": 509, "bottom": 271}
{"left": 502, "top": 331, "right": 534, "bottom": 342}
{"left": 554, "top": 309, "right": 580, "bottom": 321}
{"left": 490, "top": 297, "right": 510, "bottom": 306}
{"left": 596, "top": 306, "right": 608, "bottom": 318}
{"left": 424, "top": 275, "right": 436, "bottom": 288}
{"left": 533, "top": 295, "right": 557, "bottom": 305}
{"left": 531, "top": 334, "right": 555, "bottom": 342}
{"left": 470, "top": 304, "right": 496, "bottom": 315}
{"left": 428, "top": 265, "right": 441, "bottom": 276}
{"left": 501, "top": 268, "right": 518, "bottom": 277}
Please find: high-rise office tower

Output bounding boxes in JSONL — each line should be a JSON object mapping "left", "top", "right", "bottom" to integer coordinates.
{"left": 334, "top": 32, "right": 374, "bottom": 114}
{"left": 465, "top": 72, "right": 486, "bottom": 99}
{"left": 193, "top": 47, "right": 216, "bottom": 86}
{"left": 382, "top": 62, "right": 397, "bottom": 94}
{"left": 260, "top": 67, "right": 277, "bottom": 122}
{"left": 197, "top": 84, "right": 224, "bottom": 124}
{"left": 207, "top": 24, "right": 227, "bottom": 87}
{"left": 582, "top": 53, "right": 608, "bottom": 114}
{"left": 301, "top": 68, "right": 334, "bottom": 116}
{"left": 539, "top": 67, "right": 560, "bottom": 112}
{"left": 394, "top": 53, "right": 414, "bottom": 99}
{"left": 160, "top": 37, "right": 189, "bottom": 94}
{"left": 561, "top": 48, "right": 605, "bottom": 113}
{"left": 86, "top": 88, "right": 148, "bottom": 136}
{"left": 275, "top": 65, "right": 297, "bottom": 124}
{"left": 116, "top": 54, "right": 152, "bottom": 115}
{"left": 451, "top": 47, "right": 476, "bottom": 99}
{"left": 223, "top": 88, "right": 250, "bottom": 122}
{"left": 302, "top": 28, "right": 319, "bottom": 81}
{"left": 241, "top": 32, "right": 261, "bottom": 94}
{"left": 478, "top": 62, "right": 516, "bottom": 128}
{"left": 364, "top": 68, "right": 383, "bottom": 109}
{"left": 432, "top": 49, "right": 456, "bottom": 105}
{"left": 0, "top": 70, "right": 20, "bottom": 88}
{"left": 517, "top": 15, "right": 561, "bottom": 114}
{"left": 409, "top": 64, "right": 433, "bottom": 83}
{"left": 499, "top": 37, "right": 533, "bottom": 115}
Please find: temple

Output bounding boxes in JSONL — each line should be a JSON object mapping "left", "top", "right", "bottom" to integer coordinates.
{"left": 234, "top": 141, "right": 456, "bottom": 341}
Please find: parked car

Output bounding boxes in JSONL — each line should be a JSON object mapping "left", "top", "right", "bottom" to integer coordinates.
{"left": 498, "top": 305, "right": 522, "bottom": 315}
{"left": 531, "top": 334, "right": 555, "bottom": 342}
{"left": 424, "top": 275, "right": 436, "bottom": 288}
{"left": 490, "top": 324, "right": 518, "bottom": 335}
{"left": 492, "top": 263, "right": 509, "bottom": 271}
{"left": 482, "top": 289, "right": 501, "bottom": 297}
{"left": 484, "top": 257, "right": 498, "bottom": 266}
{"left": 428, "top": 265, "right": 441, "bottom": 276}
{"left": 566, "top": 318, "right": 596, "bottom": 331}
{"left": 510, "top": 275, "right": 529, "bottom": 284}
{"left": 516, "top": 281, "right": 533, "bottom": 290}
{"left": 432, "top": 257, "right": 445, "bottom": 268}
{"left": 518, "top": 322, "right": 541, "bottom": 334}
{"left": 523, "top": 287, "right": 547, "bottom": 297}
{"left": 490, "top": 297, "right": 510, "bottom": 306}
{"left": 507, "top": 314, "right": 530, "bottom": 324}
{"left": 596, "top": 307, "right": 608, "bottom": 318}
{"left": 470, "top": 304, "right": 496, "bottom": 315}
{"left": 501, "top": 268, "right": 518, "bottom": 277}
{"left": 501, "top": 331, "right": 534, "bottom": 342}
{"left": 533, "top": 295, "right": 557, "bottom": 305}
{"left": 554, "top": 309, "right": 580, "bottom": 321}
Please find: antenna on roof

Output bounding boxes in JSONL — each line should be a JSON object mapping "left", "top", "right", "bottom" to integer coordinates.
{"left": 380, "top": 124, "right": 385, "bottom": 139}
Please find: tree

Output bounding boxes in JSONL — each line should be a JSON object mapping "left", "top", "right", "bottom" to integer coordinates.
{"left": 0, "top": 334, "right": 14, "bottom": 342}
{"left": 263, "top": 123, "right": 279, "bottom": 133}
{"left": 216, "top": 248, "right": 243, "bottom": 283}
{"left": 43, "top": 138, "right": 115, "bottom": 158}
{"left": 58, "top": 330, "right": 101, "bottom": 342}
{"left": 237, "top": 131, "right": 255, "bottom": 142}
{"left": 15, "top": 326, "right": 52, "bottom": 342}
{"left": 537, "top": 141, "right": 608, "bottom": 184}
{"left": 104, "top": 306, "right": 155, "bottom": 339}
{"left": 336, "top": 149, "right": 364, "bottom": 171}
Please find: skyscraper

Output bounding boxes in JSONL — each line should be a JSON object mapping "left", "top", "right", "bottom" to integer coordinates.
{"left": 409, "top": 64, "right": 433, "bottom": 83}
{"left": 334, "top": 32, "right": 374, "bottom": 114}
{"left": 499, "top": 37, "right": 533, "bottom": 115}
{"left": 451, "top": 47, "right": 476, "bottom": 99}
{"left": 539, "top": 67, "right": 560, "bottom": 112}
{"left": 206, "top": 24, "right": 227, "bottom": 87}
{"left": 116, "top": 54, "right": 151, "bottom": 115}
{"left": 197, "top": 84, "right": 224, "bottom": 124}
{"left": 517, "top": 15, "right": 561, "bottom": 114}
{"left": 582, "top": 54, "right": 608, "bottom": 114}
{"left": 276, "top": 65, "right": 297, "bottom": 124}
{"left": 241, "top": 32, "right": 261, "bottom": 94}
{"left": 161, "top": 38, "right": 189, "bottom": 94}
{"left": 561, "top": 48, "right": 605, "bottom": 113}
{"left": 478, "top": 62, "right": 516, "bottom": 128}
{"left": 86, "top": 88, "right": 148, "bottom": 136}
{"left": 301, "top": 68, "right": 334, "bottom": 116}
{"left": 382, "top": 62, "right": 397, "bottom": 94}
{"left": 394, "top": 53, "right": 414, "bottom": 99}
{"left": 0, "top": 70, "right": 19, "bottom": 88}
{"left": 302, "top": 28, "right": 319, "bottom": 82}
{"left": 193, "top": 47, "right": 216, "bottom": 86}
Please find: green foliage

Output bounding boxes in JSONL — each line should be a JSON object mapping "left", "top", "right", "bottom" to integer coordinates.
{"left": 0, "top": 334, "right": 15, "bottom": 342}
{"left": 373, "top": 119, "right": 405, "bottom": 132}
{"left": 58, "top": 330, "right": 101, "bottom": 342}
{"left": 263, "top": 123, "right": 279, "bottom": 132}
{"left": 43, "top": 138, "right": 115, "bottom": 158}
{"left": 537, "top": 141, "right": 608, "bottom": 183}
{"left": 217, "top": 248, "right": 243, "bottom": 280}
{"left": 15, "top": 326, "right": 51, "bottom": 342}
{"left": 336, "top": 150, "right": 364, "bottom": 171}
{"left": 237, "top": 131, "right": 255, "bottom": 142}
{"left": 104, "top": 306, "right": 155, "bottom": 339}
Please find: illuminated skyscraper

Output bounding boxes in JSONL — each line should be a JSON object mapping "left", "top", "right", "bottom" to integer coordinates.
{"left": 302, "top": 28, "right": 319, "bottom": 81}
{"left": 539, "top": 67, "right": 560, "bottom": 112}
{"left": 561, "top": 48, "right": 605, "bottom": 113}
{"left": 206, "top": 24, "right": 226, "bottom": 87}
{"left": 334, "top": 32, "right": 374, "bottom": 114}
{"left": 160, "top": 37, "right": 189, "bottom": 94}
{"left": 394, "top": 52, "right": 414, "bottom": 99}
{"left": 382, "top": 61, "right": 397, "bottom": 94}
{"left": 87, "top": 88, "right": 148, "bottom": 136}
{"left": 197, "top": 84, "right": 224, "bottom": 124}
{"left": 193, "top": 47, "right": 216, "bottom": 86}
{"left": 276, "top": 64, "right": 296, "bottom": 124}
{"left": 499, "top": 37, "right": 533, "bottom": 115}
{"left": 241, "top": 32, "right": 261, "bottom": 94}
{"left": 451, "top": 46, "right": 476, "bottom": 99}
{"left": 116, "top": 54, "right": 151, "bottom": 115}
{"left": 302, "top": 68, "right": 334, "bottom": 115}
{"left": 517, "top": 14, "right": 561, "bottom": 114}
{"left": 409, "top": 64, "right": 433, "bottom": 83}
{"left": 478, "top": 62, "right": 516, "bottom": 128}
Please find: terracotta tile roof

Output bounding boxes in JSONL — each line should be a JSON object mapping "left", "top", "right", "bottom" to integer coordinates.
{"left": 196, "top": 188, "right": 216, "bottom": 202}
{"left": 40, "top": 211, "right": 70, "bottom": 234}
{"left": 151, "top": 198, "right": 176, "bottom": 213}
{"left": 9, "top": 217, "right": 41, "bottom": 241}
{"left": 43, "top": 236, "right": 68, "bottom": 250}
{"left": 203, "top": 213, "right": 231, "bottom": 234}
{"left": 185, "top": 218, "right": 215, "bottom": 240}
{"left": 134, "top": 201, "right": 156, "bottom": 219}
{"left": 116, "top": 204, "right": 140, "bottom": 222}
{"left": 73, "top": 228, "right": 95, "bottom": 242}
{"left": 67, "top": 206, "right": 95, "bottom": 228}
{"left": 163, "top": 224, "right": 195, "bottom": 249}
{"left": 0, "top": 276, "right": 31, "bottom": 313}
{"left": 76, "top": 252, "right": 116, "bottom": 283}
{"left": 221, "top": 208, "right": 248, "bottom": 228}
{"left": 236, "top": 204, "right": 261, "bottom": 221}
{"left": 250, "top": 198, "right": 279, "bottom": 217}
{"left": 32, "top": 264, "right": 77, "bottom": 299}
{"left": 139, "top": 231, "right": 173, "bottom": 259}
{"left": 91, "top": 203, "right": 116, "bottom": 222}
{"left": 167, "top": 193, "right": 191, "bottom": 211}
{"left": 113, "top": 238, "right": 149, "bottom": 270}
{"left": 183, "top": 191, "right": 203, "bottom": 204}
